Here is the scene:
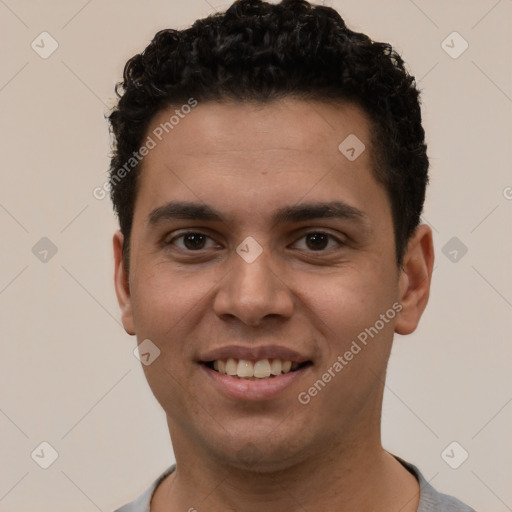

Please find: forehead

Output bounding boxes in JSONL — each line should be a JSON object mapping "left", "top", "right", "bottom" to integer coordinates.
{"left": 133, "top": 98, "right": 387, "bottom": 227}
{"left": 144, "top": 98, "right": 372, "bottom": 163}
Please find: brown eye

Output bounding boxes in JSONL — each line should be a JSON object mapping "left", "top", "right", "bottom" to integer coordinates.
{"left": 292, "top": 231, "right": 343, "bottom": 252}
{"left": 182, "top": 233, "right": 207, "bottom": 250}
{"left": 167, "top": 231, "right": 217, "bottom": 251}
{"left": 305, "top": 232, "right": 329, "bottom": 250}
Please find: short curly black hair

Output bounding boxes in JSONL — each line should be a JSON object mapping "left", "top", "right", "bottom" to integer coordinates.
{"left": 107, "top": 0, "right": 428, "bottom": 267}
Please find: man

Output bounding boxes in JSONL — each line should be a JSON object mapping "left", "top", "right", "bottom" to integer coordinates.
{"left": 109, "top": 0, "right": 476, "bottom": 510}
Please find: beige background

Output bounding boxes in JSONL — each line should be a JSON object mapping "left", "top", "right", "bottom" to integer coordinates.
{"left": 1, "top": 0, "right": 511, "bottom": 510}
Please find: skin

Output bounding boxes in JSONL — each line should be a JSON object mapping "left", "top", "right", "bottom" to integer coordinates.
{"left": 113, "top": 98, "right": 434, "bottom": 511}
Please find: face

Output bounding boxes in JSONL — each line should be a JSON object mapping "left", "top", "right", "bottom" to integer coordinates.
{"left": 114, "top": 98, "right": 433, "bottom": 471}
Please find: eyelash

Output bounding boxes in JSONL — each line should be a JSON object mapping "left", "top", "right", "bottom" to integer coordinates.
{"left": 165, "top": 230, "right": 345, "bottom": 252}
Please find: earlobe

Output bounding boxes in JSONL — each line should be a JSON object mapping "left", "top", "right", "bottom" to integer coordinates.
{"left": 395, "top": 224, "right": 435, "bottom": 335}
{"left": 113, "top": 231, "right": 136, "bottom": 335}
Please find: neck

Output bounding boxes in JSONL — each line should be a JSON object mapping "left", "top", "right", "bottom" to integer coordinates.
{"left": 151, "top": 429, "right": 419, "bottom": 512}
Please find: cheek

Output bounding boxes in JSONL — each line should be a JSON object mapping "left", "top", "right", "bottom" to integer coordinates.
{"left": 298, "top": 274, "right": 397, "bottom": 418}
{"left": 302, "top": 265, "right": 398, "bottom": 341}
{"left": 130, "top": 266, "right": 213, "bottom": 412}
{"left": 133, "top": 258, "right": 207, "bottom": 308}
{"left": 130, "top": 264, "right": 206, "bottom": 345}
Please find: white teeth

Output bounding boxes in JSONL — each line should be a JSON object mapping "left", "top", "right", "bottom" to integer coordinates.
{"left": 211, "top": 358, "right": 298, "bottom": 379}
{"left": 270, "top": 359, "right": 282, "bottom": 375}
{"left": 225, "top": 358, "right": 238, "bottom": 376}
{"left": 237, "top": 359, "right": 253, "bottom": 378}
{"left": 253, "top": 359, "right": 271, "bottom": 378}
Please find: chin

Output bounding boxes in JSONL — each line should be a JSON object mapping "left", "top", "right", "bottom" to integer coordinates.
{"left": 201, "top": 424, "right": 315, "bottom": 474}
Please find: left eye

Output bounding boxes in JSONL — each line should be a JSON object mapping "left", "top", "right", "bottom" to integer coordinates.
{"left": 292, "top": 232, "right": 342, "bottom": 251}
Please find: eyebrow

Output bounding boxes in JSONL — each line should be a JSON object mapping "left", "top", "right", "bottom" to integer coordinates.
{"left": 148, "top": 200, "right": 370, "bottom": 229}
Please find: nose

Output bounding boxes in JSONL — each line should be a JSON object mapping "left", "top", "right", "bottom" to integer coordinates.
{"left": 213, "top": 246, "right": 294, "bottom": 327}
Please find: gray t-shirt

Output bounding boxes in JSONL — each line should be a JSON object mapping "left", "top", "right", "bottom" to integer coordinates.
{"left": 114, "top": 456, "right": 476, "bottom": 511}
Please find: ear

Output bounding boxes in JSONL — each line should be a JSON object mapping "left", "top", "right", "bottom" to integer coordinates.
{"left": 395, "top": 224, "right": 435, "bottom": 335}
{"left": 113, "top": 231, "right": 135, "bottom": 335}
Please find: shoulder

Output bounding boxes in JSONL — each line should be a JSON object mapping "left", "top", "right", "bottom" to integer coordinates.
{"left": 420, "top": 484, "right": 477, "bottom": 512}
{"left": 395, "top": 456, "right": 477, "bottom": 512}
{"left": 113, "top": 466, "right": 175, "bottom": 512}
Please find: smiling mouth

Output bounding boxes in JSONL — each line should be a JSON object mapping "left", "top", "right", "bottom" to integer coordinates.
{"left": 203, "top": 358, "right": 312, "bottom": 380}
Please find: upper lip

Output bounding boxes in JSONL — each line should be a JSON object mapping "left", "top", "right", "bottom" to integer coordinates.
{"left": 199, "top": 345, "right": 311, "bottom": 363}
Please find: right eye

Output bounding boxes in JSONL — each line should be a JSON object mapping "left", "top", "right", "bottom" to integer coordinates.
{"left": 165, "top": 231, "right": 219, "bottom": 251}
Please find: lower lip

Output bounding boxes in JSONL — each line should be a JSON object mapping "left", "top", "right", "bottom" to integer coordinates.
{"left": 201, "top": 364, "right": 311, "bottom": 401}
